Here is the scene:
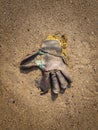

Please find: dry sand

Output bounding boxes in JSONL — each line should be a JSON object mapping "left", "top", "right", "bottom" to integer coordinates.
{"left": 0, "top": 0, "right": 98, "bottom": 130}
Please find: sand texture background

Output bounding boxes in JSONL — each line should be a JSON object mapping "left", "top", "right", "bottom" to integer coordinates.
{"left": 0, "top": 0, "right": 98, "bottom": 130}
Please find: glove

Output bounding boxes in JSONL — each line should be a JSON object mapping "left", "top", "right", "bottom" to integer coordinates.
{"left": 20, "top": 35, "right": 72, "bottom": 94}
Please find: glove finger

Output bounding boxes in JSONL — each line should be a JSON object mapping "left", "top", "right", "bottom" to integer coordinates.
{"left": 40, "top": 72, "right": 50, "bottom": 93}
{"left": 20, "top": 51, "right": 39, "bottom": 65}
{"left": 56, "top": 71, "right": 67, "bottom": 89}
{"left": 50, "top": 72, "right": 59, "bottom": 94}
{"left": 61, "top": 70, "right": 72, "bottom": 84}
{"left": 20, "top": 51, "right": 39, "bottom": 70}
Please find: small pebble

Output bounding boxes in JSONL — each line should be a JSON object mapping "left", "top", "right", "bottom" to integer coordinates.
{"left": 93, "top": 67, "right": 96, "bottom": 73}
{"left": 73, "top": 38, "right": 75, "bottom": 41}
{"left": 84, "top": 17, "right": 87, "bottom": 20}
{"left": 78, "top": 111, "right": 81, "bottom": 114}
{"left": 27, "top": 29, "right": 30, "bottom": 31}
{"left": 91, "top": 32, "right": 94, "bottom": 35}
{"left": 72, "top": 95, "right": 74, "bottom": 98}
{"left": 12, "top": 100, "right": 15, "bottom": 104}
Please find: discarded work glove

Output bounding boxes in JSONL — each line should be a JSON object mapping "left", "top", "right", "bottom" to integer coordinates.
{"left": 20, "top": 34, "right": 72, "bottom": 94}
